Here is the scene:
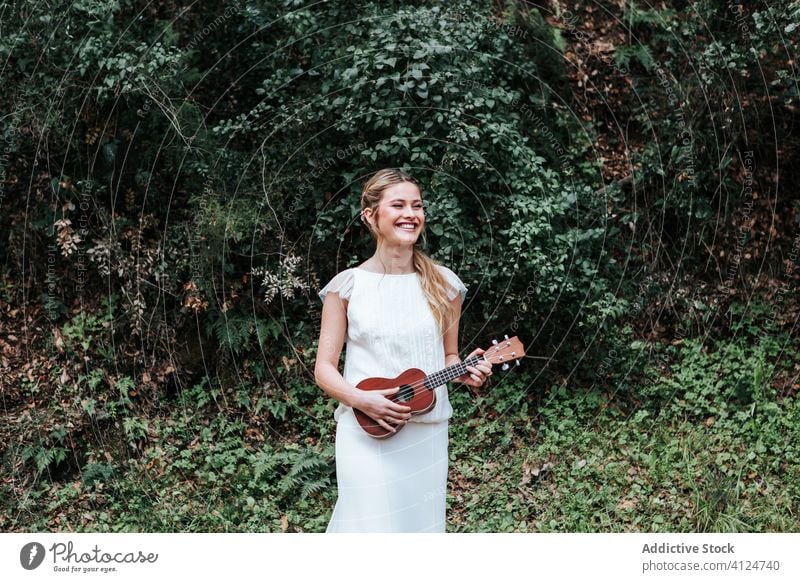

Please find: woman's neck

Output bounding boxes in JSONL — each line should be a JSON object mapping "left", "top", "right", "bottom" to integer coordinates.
{"left": 366, "top": 245, "right": 415, "bottom": 274}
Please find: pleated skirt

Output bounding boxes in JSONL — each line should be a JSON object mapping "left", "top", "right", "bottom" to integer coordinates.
{"left": 326, "top": 408, "right": 449, "bottom": 533}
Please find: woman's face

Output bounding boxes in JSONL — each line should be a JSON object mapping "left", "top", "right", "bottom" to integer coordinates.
{"left": 367, "top": 181, "right": 425, "bottom": 245}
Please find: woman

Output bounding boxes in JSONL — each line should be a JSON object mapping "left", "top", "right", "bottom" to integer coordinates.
{"left": 315, "top": 168, "right": 492, "bottom": 533}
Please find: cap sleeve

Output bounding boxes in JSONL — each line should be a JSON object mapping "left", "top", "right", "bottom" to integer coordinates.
{"left": 438, "top": 265, "right": 468, "bottom": 302}
{"left": 318, "top": 269, "right": 354, "bottom": 303}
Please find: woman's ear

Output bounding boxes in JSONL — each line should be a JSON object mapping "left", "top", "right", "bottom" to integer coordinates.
{"left": 363, "top": 208, "right": 375, "bottom": 228}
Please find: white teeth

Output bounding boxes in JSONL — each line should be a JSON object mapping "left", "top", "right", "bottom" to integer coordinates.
{"left": 396, "top": 223, "right": 416, "bottom": 230}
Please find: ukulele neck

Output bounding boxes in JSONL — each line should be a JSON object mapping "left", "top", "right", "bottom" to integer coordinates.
{"left": 424, "top": 355, "right": 483, "bottom": 388}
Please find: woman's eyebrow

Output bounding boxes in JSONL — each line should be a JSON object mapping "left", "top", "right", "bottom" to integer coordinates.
{"left": 389, "top": 198, "right": 423, "bottom": 202}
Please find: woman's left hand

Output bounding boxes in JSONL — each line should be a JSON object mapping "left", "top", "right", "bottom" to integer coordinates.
{"left": 455, "top": 347, "right": 493, "bottom": 389}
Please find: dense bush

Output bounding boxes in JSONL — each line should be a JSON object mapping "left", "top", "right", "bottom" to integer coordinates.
{"left": 613, "top": 1, "right": 800, "bottom": 268}
{"left": 1, "top": 1, "right": 622, "bottom": 363}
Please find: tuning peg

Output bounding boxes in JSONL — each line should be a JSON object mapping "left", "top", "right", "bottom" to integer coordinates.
{"left": 504, "top": 334, "right": 509, "bottom": 340}
{"left": 515, "top": 360, "right": 520, "bottom": 366}
{"left": 501, "top": 363, "right": 509, "bottom": 371}
{"left": 492, "top": 339, "right": 498, "bottom": 345}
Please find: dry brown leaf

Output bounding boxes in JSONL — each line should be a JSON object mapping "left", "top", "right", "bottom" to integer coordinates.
{"left": 52, "top": 327, "right": 65, "bottom": 353}
{"left": 520, "top": 460, "right": 532, "bottom": 486}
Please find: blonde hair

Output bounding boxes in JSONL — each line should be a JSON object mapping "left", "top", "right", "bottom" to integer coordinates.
{"left": 360, "top": 168, "right": 455, "bottom": 335}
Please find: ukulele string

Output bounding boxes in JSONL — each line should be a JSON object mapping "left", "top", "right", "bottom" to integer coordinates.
{"left": 381, "top": 356, "right": 484, "bottom": 403}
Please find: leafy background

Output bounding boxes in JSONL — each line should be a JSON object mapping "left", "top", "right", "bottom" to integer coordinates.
{"left": 1, "top": 0, "right": 799, "bottom": 532}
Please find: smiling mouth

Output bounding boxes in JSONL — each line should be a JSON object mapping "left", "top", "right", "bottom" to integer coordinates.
{"left": 395, "top": 223, "right": 418, "bottom": 231}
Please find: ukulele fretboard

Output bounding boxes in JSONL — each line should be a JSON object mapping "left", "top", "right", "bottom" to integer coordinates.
{"left": 424, "top": 355, "right": 483, "bottom": 388}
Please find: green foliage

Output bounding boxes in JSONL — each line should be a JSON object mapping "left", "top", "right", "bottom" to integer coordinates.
{"left": 209, "top": 0, "right": 617, "bottom": 350}
{"left": 22, "top": 414, "right": 335, "bottom": 532}
{"left": 650, "top": 339, "right": 775, "bottom": 420}
{"left": 81, "top": 462, "right": 116, "bottom": 488}
{"left": 254, "top": 443, "right": 334, "bottom": 501}
{"left": 1, "top": 1, "right": 798, "bottom": 535}
{"left": 204, "top": 311, "right": 280, "bottom": 355}
{"left": 622, "top": 1, "right": 800, "bottom": 259}
{"left": 60, "top": 303, "right": 114, "bottom": 355}
{"left": 442, "top": 302, "right": 799, "bottom": 532}
{"left": 4, "top": 320, "right": 798, "bottom": 532}
{"left": 1, "top": 0, "right": 698, "bottom": 377}
{"left": 21, "top": 426, "right": 69, "bottom": 477}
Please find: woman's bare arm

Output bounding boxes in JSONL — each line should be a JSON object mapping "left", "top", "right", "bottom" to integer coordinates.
{"left": 443, "top": 293, "right": 462, "bottom": 367}
{"left": 314, "top": 292, "right": 363, "bottom": 408}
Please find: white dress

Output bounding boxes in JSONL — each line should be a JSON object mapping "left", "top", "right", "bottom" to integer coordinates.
{"left": 318, "top": 264, "right": 468, "bottom": 532}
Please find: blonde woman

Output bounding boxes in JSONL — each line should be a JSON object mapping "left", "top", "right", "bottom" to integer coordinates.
{"left": 315, "top": 168, "right": 492, "bottom": 533}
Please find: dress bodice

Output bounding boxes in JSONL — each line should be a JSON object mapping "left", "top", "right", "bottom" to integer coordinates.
{"left": 319, "top": 265, "right": 467, "bottom": 423}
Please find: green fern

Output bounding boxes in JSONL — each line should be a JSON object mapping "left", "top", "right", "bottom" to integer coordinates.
{"left": 82, "top": 462, "right": 115, "bottom": 487}
{"left": 21, "top": 443, "right": 68, "bottom": 475}
{"left": 21, "top": 426, "right": 70, "bottom": 475}
{"left": 614, "top": 44, "right": 656, "bottom": 72}
{"left": 205, "top": 312, "right": 254, "bottom": 353}
{"left": 254, "top": 444, "right": 334, "bottom": 501}
{"left": 205, "top": 312, "right": 280, "bottom": 354}
{"left": 253, "top": 449, "right": 283, "bottom": 481}
{"left": 279, "top": 454, "right": 329, "bottom": 494}
{"left": 623, "top": 0, "right": 674, "bottom": 27}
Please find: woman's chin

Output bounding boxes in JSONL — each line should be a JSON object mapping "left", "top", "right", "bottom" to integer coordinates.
{"left": 382, "top": 229, "right": 420, "bottom": 244}
{"left": 384, "top": 238, "right": 418, "bottom": 248}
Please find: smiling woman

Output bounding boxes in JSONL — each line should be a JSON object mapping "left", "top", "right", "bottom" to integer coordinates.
{"left": 314, "top": 168, "right": 492, "bottom": 532}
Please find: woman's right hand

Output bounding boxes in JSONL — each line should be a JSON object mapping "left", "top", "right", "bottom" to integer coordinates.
{"left": 354, "top": 387, "right": 412, "bottom": 433}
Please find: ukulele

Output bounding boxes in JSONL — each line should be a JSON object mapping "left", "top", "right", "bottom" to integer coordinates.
{"left": 353, "top": 335, "right": 526, "bottom": 439}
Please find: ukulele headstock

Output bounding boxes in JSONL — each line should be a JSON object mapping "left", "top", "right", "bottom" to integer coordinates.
{"left": 483, "top": 335, "right": 526, "bottom": 370}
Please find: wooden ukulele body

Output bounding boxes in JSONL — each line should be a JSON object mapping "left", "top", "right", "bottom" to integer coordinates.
{"left": 353, "top": 368, "right": 436, "bottom": 439}
{"left": 351, "top": 335, "right": 525, "bottom": 439}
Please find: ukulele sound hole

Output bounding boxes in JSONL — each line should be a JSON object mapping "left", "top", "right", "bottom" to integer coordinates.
{"left": 395, "top": 384, "right": 414, "bottom": 403}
